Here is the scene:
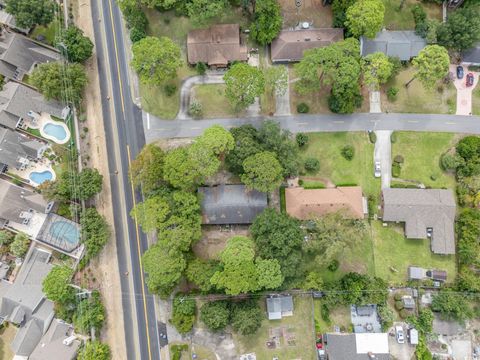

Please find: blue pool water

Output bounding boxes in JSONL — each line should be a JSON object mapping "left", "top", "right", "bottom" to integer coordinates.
{"left": 43, "top": 123, "right": 67, "bottom": 141}
{"left": 29, "top": 170, "right": 53, "bottom": 184}
{"left": 49, "top": 221, "right": 80, "bottom": 245}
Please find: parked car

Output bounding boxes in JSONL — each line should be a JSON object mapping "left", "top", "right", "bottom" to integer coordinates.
{"left": 457, "top": 66, "right": 464, "bottom": 79}
{"left": 374, "top": 161, "right": 381, "bottom": 178}
{"left": 395, "top": 326, "right": 405, "bottom": 344}
{"left": 467, "top": 73, "right": 475, "bottom": 87}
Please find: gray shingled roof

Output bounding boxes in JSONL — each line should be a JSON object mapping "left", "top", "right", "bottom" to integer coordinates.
{"left": 30, "top": 319, "right": 80, "bottom": 360}
{"left": 266, "top": 295, "right": 293, "bottom": 319}
{"left": 199, "top": 185, "right": 268, "bottom": 225}
{"left": 326, "top": 334, "right": 391, "bottom": 360}
{"left": 361, "top": 30, "right": 426, "bottom": 61}
{"left": 0, "top": 31, "right": 60, "bottom": 80}
{"left": 462, "top": 42, "right": 480, "bottom": 65}
{"left": 0, "top": 128, "right": 46, "bottom": 170}
{"left": 382, "top": 189, "right": 456, "bottom": 254}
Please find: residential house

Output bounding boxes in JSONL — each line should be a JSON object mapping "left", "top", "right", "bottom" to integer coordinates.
{"left": 198, "top": 185, "right": 267, "bottom": 225}
{"left": 187, "top": 24, "right": 248, "bottom": 67}
{"left": 30, "top": 319, "right": 81, "bottom": 360}
{"left": 266, "top": 295, "right": 293, "bottom": 320}
{"left": 326, "top": 333, "right": 390, "bottom": 360}
{"left": 0, "top": 127, "right": 47, "bottom": 171}
{"left": 351, "top": 305, "right": 382, "bottom": 333}
{"left": 360, "top": 30, "right": 426, "bottom": 61}
{"left": 0, "top": 2, "right": 29, "bottom": 33}
{"left": 0, "top": 81, "right": 70, "bottom": 130}
{"left": 0, "top": 247, "right": 55, "bottom": 358}
{"left": 462, "top": 43, "right": 480, "bottom": 66}
{"left": 285, "top": 186, "right": 367, "bottom": 220}
{"left": 0, "top": 30, "right": 60, "bottom": 81}
{"left": 270, "top": 28, "right": 344, "bottom": 63}
{"left": 408, "top": 266, "right": 447, "bottom": 282}
{"left": 382, "top": 188, "right": 456, "bottom": 255}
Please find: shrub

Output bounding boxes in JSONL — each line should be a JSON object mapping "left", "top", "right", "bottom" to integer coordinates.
{"left": 394, "top": 293, "right": 402, "bottom": 301}
{"left": 321, "top": 303, "right": 331, "bottom": 323}
{"left": 196, "top": 62, "right": 207, "bottom": 75}
{"left": 10, "top": 232, "right": 30, "bottom": 258}
{"left": 368, "top": 131, "right": 377, "bottom": 144}
{"left": 430, "top": 173, "right": 438, "bottom": 181}
{"left": 399, "top": 309, "right": 409, "bottom": 319}
{"left": 200, "top": 301, "right": 230, "bottom": 332}
{"left": 392, "top": 163, "right": 401, "bottom": 178}
{"left": 171, "top": 295, "right": 196, "bottom": 334}
{"left": 394, "top": 155, "right": 404, "bottom": 164}
{"left": 188, "top": 101, "right": 203, "bottom": 119}
{"left": 387, "top": 87, "right": 399, "bottom": 101}
{"left": 440, "top": 153, "right": 460, "bottom": 171}
{"left": 304, "top": 158, "right": 320, "bottom": 173}
{"left": 164, "top": 84, "right": 177, "bottom": 97}
{"left": 394, "top": 300, "right": 404, "bottom": 310}
{"left": 230, "top": 301, "right": 262, "bottom": 335}
{"left": 390, "top": 132, "right": 397, "bottom": 143}
{"left": 327, "top": 259, "right": 339, "bottom": 272}
{"left": 0, "top": 230, "right": 14, "bottom": 246}
{"left": 341, "top": 145, "right": 355, "bottom": 161}
{"left": 297, "top": 102, "right": 309, "bottom": 113}
{"left": 296, "top": 133, "right": 309, "bottom": 147}
{"left": 298, "top": 179, "right": 304, "bottom": 186}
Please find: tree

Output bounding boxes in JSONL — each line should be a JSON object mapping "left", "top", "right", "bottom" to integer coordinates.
{"left": 250, "top": 0, "right": 282, "bottom": 45}
{"left": 78, "top": 341, "right": 111, "bottom": 360}
{"left": 5, "top": 0, "right": 54, "bottom": 29}
{"left": 241, "top": 151, "right": 283, "bottom": 193}
{"left": 407, "top": 309, "right": 434, "bottom": 335}
{"left": 332, "top": 0, "right": 356, "bottom": 28}
{"left": 255, "top": 259, "right": 283, "bottom": 290}
{"left": 42, "top": 265, "right": 74, "bottom": 303}
{"left": 140, "top": 0, "right": 178, "bottom": 8}
{"left": 408, "top": 45, "right": 449, "bottom": 89}
{"left": 345, "top": 0, "right": 385, "bottom": 38}
{"left": 80, "top": 208, "right": 110, "bottom": 267}
{"left": 304, "top": 213, "right": 367, "bottom": 267}
{"left": 79, "top": 168, "right": 103, "bottom": 199}
{"left": 264, "top": 65, "right": 288, "bottom": 97}
{"left": 120, "top": 1, "right": 148, "bottom": 43}
{"left": 129, "top": 144, "right": 165, "bottom": 194}
{"left": 200, "top": 301, "right": 230, "bottom": 331}
{"left": 231, "top": 300, "right": 263, "bottom": 335}
{"left": 171, "top": 294, "right": 196, "bottom": 334}
{"left": 303, "top": 271, "right": 324, "bottom": 290}
{"left": 196, "top": 125, "right": 234, "bottom": 156}
{"left": 250, "top": 209, "right": 304, "bottom": 280}
{"left": 187, "top": 142, "right": 221, "bottom": 180}
{"left": 224, "top": 63, "right": 265, "bottom": 111}
{"left": 10, "top": 232, "right": 30, "bottom": 258}
{"left": 431, "top": 289, "right": 473, "bottom": 322}
{"left": 185, "top": 258, "right": 220, "bottom": 293}
{"left": 57, "top": 26, "right": 94, "bottom": 63}
{"left": 30, "top": 62, "right": 88, "bottom": 103}
{"left": 132, "top": 36, "right": 182, "bottom": 85}
{"left": 187, "top": 0, "right": 227, "bottom": 25}
{"left": 73, "top": 291, "right": 105, "bottom": 333}
{"left": 378, "top": 305, "right": 395, "bottom": 331}
{"left": 437, "top": 7, "right": 480, "bottom": 52}
{"left": 130, "top": 196, "right": 170, "bottom": 233}
{"left": 362, "top": 52, "right": 394, "bottom": 89}
{"left": 336, "top": 272, "right": 388, "bottom": 306}
{"left": 225, "top": 125, "right": 263, "bottom": 174}
{"left": 142, "top": 244, "right": 186, "bottom": 296}
{"left": 0, "top": 230, "right": 14, "bottom": 246}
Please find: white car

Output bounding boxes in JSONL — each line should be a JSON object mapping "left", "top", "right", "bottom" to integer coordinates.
{"left": 374, "top": 161, "right": 381, "bottom": 178}
{"left": 395, "top": 325, "right": 405, "bottom": 344}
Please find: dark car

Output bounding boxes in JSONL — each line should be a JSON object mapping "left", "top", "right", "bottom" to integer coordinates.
{"left": 467, "top": 73, "right": 474, "bottom": 87}
{"left": 456, "top": 66, "right": 464, "bottom": 79}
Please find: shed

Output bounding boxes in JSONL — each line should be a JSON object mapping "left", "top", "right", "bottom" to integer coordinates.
{"left": 266, "top": 295, "right": 293, "bottom": 320}
{"left": 428, "top": 270, "right": 447, "bottom": 282}
{"left": 408, "top": 266, "right": 426, "bottom": 280}
{"left": 402, "top": 296, "right": 415, "bottom": 310}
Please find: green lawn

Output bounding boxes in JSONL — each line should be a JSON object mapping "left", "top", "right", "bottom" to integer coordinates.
{"left": 473, "top": 83, "right": 480, "bottom": 116}
{"left": 391, "top": 132, "right": 458, "bottom": 189}
{"left": 382, "top": 67, "right": 456, "bottom": 114}
{"left": 234, "top": 296, "right": 316, "bottom": 360}
{"left": 314, "top": 302, "right": 351, "bottom": 333}
{"left": 382, "top": 0, "right": 442, "bottom": 30}
{"left": 299, "top": 132, "right": 380, "bottom": 198}
{"left": 30, "top": 20, "right": 60, "bottom": 45}
{"left": 192, "top": 84, "right": 241, "bottom": 118}
{"left": 371, "top": 221, "right": 457, "bottom": 285}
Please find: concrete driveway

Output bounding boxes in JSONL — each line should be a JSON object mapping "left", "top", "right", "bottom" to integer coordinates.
{"left": 374, "top": 130, "right": 392, "bottom": 189}
{"left": 451, "top": 64, "right": 479, "bottom": 115}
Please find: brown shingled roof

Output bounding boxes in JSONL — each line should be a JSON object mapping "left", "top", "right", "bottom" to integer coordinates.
{"left": 285, "top": 186, "right": 365, "bottom": 220}
{"left": 271, "top": 28, "right": 344, "bottom": 62}
{"left": 187, "top": 24, "right": 248, "bottom": 66}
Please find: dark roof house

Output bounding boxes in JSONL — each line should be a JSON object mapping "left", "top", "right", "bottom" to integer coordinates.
{"left": 361, "top": 30, "right": 426, "bottom": 61}
{"left": 326, "top": 333, "right": 390, "bottom": 360}
{"left": 266, "top": 295, "right": 293, "bottom": 320}
{"left": 408, "top": 266, "right": 447, "bottom": 282}
{"left": 382, "top": 189, "right": 456, "bottom": 254}
{"left": 270, "top": 28, "right": 344, "bottom": 63}
{"left": 198, "top": 185, "right": 267, "bottom": 225}
{"left": 0, "top": 127, "right": 47, "bottom": 171}
{"left": 0, "top": 81, "right": 69, "bottom": 130}
{"left": 187, "top": 24, "right": 248, "bottom": 67}
{"left": 462, "top": 42, "right": 480, "bottom": 66}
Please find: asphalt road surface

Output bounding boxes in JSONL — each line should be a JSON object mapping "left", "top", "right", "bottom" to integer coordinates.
{"left": 91, "top": 0, "right": 160, "bottom": 359}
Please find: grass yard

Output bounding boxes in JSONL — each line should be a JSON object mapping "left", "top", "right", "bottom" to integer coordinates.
{"left": 473, "top": 83, "right": 480, "bottom": 116}
{"left": 234, "top": 296, "right": 316, "bottom": 360}
{"left": 0, "top": 325, "right": 15, "bottom": 360}
{"left": 391, "top": 132, "right": 458, "bottom": 189}
{"left": 314, "top": 302, "right": 351, "bottom": 333}
{"left": 30, "top": 20, "right": 60, "bottom": 45}
{"left": 299, "top": 132, "right": 380, "bottom": 197}
{"left": 382, "top": 67, "right": 456, "bottom": 114}
{"left": 371, "top": 221, "right": 457, "bottom": 284}
{"left": 279, "top": 0, "right": 333, "bottom": 28}
{"left": 382, "top": 0, "right": 442, "bottom": 30}
{"left": 191, "top": 84, "right": 242, "bottom": 118}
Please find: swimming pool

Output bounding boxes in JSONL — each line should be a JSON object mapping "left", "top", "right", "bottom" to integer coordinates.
{"left": 49, "top": 221, "right": 80, "bottom": 246}
{"left": 43, "top": 123, "right": 68, "bottom": 142}
{"left": 29, "top": 170, "right": 53, "bottom": 185}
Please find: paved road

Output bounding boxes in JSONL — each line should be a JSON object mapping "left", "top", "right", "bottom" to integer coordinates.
{"left": 92, "top": 0, "right": 160, "bottom": 359}
{"left": 143, "top": 111, "right": 480, "bottom": 142}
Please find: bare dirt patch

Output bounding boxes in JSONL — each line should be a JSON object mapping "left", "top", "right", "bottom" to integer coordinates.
{"left": 279, "top": 0, "right": 333, "bottom": 28}
{"left": 194, "top": 226, "right": 250, "bottom": 260}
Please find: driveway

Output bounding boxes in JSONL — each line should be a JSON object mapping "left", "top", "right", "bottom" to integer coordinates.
{"left": 274, "top": 68, "right": 291, "bottom": 116}
{"left": 451, "top": 64, "right": 479, "bottom": 115}
{"left": 374, "top": 130, "right": 392, "bottom": 189}
{"left": 388, "top": 323, "right": 415, "bottom": 360}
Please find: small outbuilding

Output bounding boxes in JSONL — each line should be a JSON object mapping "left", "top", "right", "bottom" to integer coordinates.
{"left": 402, "top": 296, "right": 415, "bottom": 310}
{"left": 409, "top": 328, "right": 419, "bottom": 345}
{"left": 266, "top": 295, "right": 293, "bottom": 320}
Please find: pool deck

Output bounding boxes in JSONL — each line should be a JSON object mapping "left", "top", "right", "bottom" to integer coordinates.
{"left": 29, "top": 113, "right": 71, "bottom": 145}
{"left": 9, "top": 159, "right": 56, "bottom": 187}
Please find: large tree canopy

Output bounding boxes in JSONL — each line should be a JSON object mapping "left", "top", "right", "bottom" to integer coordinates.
{"left": 361, "top": 52, "right": 394, "bottom": 89}
{"left": 42, "top": 265, "right": 74, "bottom": 303}
{"left": 187, "top": 0, "right": 227, "bottom": 25}
{"left": 6, "top": 0, "right": 55, "bottom": 29}
{"left": 437, "top": 7, "right": 480, "bottom": 52}
{"left": 250, "top": 0, "right": 282, "bottom": 45}
{"left": 132, "top": 36, "right": 182, "bottom": 85}
{"left": 57, "top": 26, "right": 94, "bottom": 63}
{"left": 410, "top": 45, "right": 449, "bottom": 89}
{"left": 241, "top": 151, "right": 283, "bottom": 193}
{"left": 78, "top": 341, "right": 111, "bottom": 360}
{"left": 129, "top": 144, "right": 165, "bottom": 194}
{"left": 224, "top": 63, "right": 265, "bottom": 111}
{"left": 345, "top": 0, "right": 385, "bottom": 38}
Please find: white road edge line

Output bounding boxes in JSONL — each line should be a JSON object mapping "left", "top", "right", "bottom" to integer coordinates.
{"left": 446, "top": 122, "right": 456, "bottom": 125}
{"left": 146, "top": 112, "right": 150, "bottom": 129}
{"left": 297, "top": 122, "right": 308, "bottom": 125}
{"left": 407, "top": 120, "right": 419, "bottom": 123}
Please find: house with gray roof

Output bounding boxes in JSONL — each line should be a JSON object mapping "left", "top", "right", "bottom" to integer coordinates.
{"left": 326, "top": 333, "right": 390, "bottom": 360}
{"left": 266, "top": 295, "right": 293, "bottom": 320}
{"left": 382, "top": 189, "right": 456, "bottom": 255}
{"left": 462, "top": 42, "right": 480, "bottom": 66}
{"left": 198, "top": 185, "right": 268, "bottom": 225}
{"left": 30, "top": 319, "right": 81, "bottom": 360}
{"left": 0, "top": 127, "right": 47, "bottom": 171}
{"left": 0, "top": 81, "right": 69, "bottom": 130}
{"left": 0, "top": 247, "right": 55, "bottom": 358}
{"left": 0, "top": 30, "right": 60, "bottom": 81}
{"left": 360, "top": 30, "right": 426, "bottom": 61}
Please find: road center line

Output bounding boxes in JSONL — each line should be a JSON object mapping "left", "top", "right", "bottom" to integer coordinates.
{"left": 190, "top": 127, "right": 201, "bottom": 130}
{"left": 446, "top": 122, "right": 456, "bottom": 125}
{"left": 333, "top": 120, "right": 345, "bottom": 123}
{"left": 297, "top": 122, "right": 308, "bottom": 125}
{"left": 407, "top": 120, "right": 419, "bottom": 123}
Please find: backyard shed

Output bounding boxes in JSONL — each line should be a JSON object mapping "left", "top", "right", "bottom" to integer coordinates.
{"left": 266, "top": 295, "right": 293, "bottom": 320}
